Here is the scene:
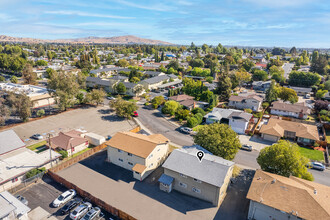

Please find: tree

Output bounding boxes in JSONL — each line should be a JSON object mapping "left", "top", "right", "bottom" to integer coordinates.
{"left": 47, "top": 71, "right": 80, "bottom": 111}
{"left": 161, "top": 100, "right": 180, "bottom": 116}
{"left": 235, "top": 70, "right": 251, "bottom": 88}
{"left": 191, "top": 107, "right": 205, "bottom": 116}
{"left": 187, "top": 117, "right": 199, "bottom": 128}
{"left": 0, "top": 96, "right": 9, "bottom": 126}
{"left": 36, "top": 60, "right": 48, "bottom": 66}
{"left": 310, "top": 55, "right": 328, "bottom": 75}
{"left": 316, "top": 89, "right": 328, "bottom": 99}
{"left": 109, "top": 98, "right": 138, "bottom": 119}
{"left": 269, "top": 65, "right": 284, "bottom": 76}
{"left": 193, "top": 123, "right": 241, "bottom": 160}
{"left": 290, "top": 47, "right": 297, "bottom": 56}
{"left": 117, "top": 59, "right": 129, "bottom": 67}
{"left": 116, "top": 82, "right": 126, "bottom": 94}
{"left": 252, "top": 70, "right": 268, "bottom": 81}
{"left": 216, "top": 71, "right": 232, "bottom": 101}
{"left": 22, "top": 64, "right": 37, "bottom": 85}
{"left": 257, "top": 140, "right": 313, "bottom": 181}
{"left": 325, "top": 80, "right": 330, "bottom": 90}
{"left": 189, "top": 59, "right": 204, "bottom": 68}
{"left": 206, "top": 76, "right": 213, "bottom": 83}
{"left": 10, "top": 76, "right": 18, "bottom": 83}
{"left": 265, "top": 81, "right": 278, "bottom": 103}
{"left": 278, "top": 87, "right": 298, "bottom": 103}
{"left": 175, "top": 109, "right": 190, "bottom": 120}
{"left": 132, "top": 84, "right": 144, "bottom": 96}
{"left": 166, "top": 60, "right": 180, "bottom": 70}
{"left": 89, "top": 89, "right": 106, "bottom": 105}
{"left": 151, "top": 96, "right": 165, "bottom": 109}
{"left": 314, "top": 100, "right": 329, "bottom": 112}
{"left": 0, "top": 75, "right": 5, "bottom": 82}
{"left": 242, "top": 59, "right": 255, "bottom": 72}
{"left": 47, "top": 51, "right": 53, "bottom": 61}
{"left": 288, "top": 71, "right": 321, "bottom": 87}
{"left": 7, "top": 92, "right": 32, "bottom": 122}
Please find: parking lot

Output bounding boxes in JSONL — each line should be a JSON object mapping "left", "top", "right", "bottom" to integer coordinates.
{"left": 4, "top": 105, "right": 136, "bottom": 146}
{"left": 16, "top": 175, "right": 116, "bottom": 220}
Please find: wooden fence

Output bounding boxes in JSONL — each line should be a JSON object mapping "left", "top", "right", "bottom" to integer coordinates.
{"left": 48, "top": 171, "right": 136, "bottom": 220}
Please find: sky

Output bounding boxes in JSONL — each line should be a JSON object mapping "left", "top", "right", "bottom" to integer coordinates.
{"left": 0, "top": 0, "right": 329, "bottom": 48}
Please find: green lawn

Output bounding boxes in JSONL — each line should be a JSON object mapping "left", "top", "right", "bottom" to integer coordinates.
{"left": 299, "top": 147, "right": 324, "bottom": 162}
{"left": 27, "top": 141, "right": 47, "bottom": 151}
{"left": 67, "top": 144, "right": 96, "bottom": 159}
{"left": 326, "top": 130, "right": 330, "bottom": 143}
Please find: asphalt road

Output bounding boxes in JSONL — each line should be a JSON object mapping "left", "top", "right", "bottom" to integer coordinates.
{"left": 282, "top": 63, "right": 295, "bottom": 79}
{"left": 136, "top": 102, "right": 330, "bottom": 186}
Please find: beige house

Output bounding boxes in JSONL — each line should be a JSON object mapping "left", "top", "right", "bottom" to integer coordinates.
{"left": 160, "top": 148, "right": 234, "bottom": 206}
{"left": 229, "top": 93, "right": 263, "bottom": 112}
{"left": 106, "top": 132, "right": 169, "bottom": 181}
{"left": 260, "top": 118, "right": 319, "bottom": 144}
{"left": 49, "top": 130, "right": 89, "bottom": 156}
{"left": 270, "top": 100, "right": 311, "bottom": 119}
{"left": 247, "top": 170, "right": 330, "bottom": 220}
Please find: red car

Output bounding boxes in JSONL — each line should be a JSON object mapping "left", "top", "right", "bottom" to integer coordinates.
{"left": 133, "top": 111, "right": 138, "bottom": 117}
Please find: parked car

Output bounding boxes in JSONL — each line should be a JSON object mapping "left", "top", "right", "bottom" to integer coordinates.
{"left": 133, "top": 111, "right": 138, "bottom": 117}
{"left": 241, "top": 144, "right": 252, "bottom": 152}
{"left": 31, "top": 134, "right": 43, "bottom": 140}
{"left": 311, "top": 162, "right": 325, "bottom": 171}
{"left": 61, "top": 198, "right": 82, "bottom": 215}
{"left": 70, "top": 202, "right": 92, "bottom": 220}
{"left": 82, "top": 207, "right": 101, "bottom": 220}
{"left": 16, "top": 195, "right": 28, "bottom": 206}
{"left": 179, "top": 127, "right": 193, "bottom": 134}
{"left": 52, "top": 189, "right": 76, "bottom": 208}
{"left": 107, "top": 96, "right": 115, "bottom": 100}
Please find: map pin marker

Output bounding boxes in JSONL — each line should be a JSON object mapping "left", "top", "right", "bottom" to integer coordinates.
{"left": 196, "top": 151, "right": 204, "bottom": 162}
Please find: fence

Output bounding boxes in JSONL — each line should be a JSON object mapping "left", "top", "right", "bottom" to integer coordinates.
{"left": 8, "top": 172, "right": 45, "bottom": 194}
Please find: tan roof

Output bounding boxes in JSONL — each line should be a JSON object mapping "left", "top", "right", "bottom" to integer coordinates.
{"left": 247, "top": 170, "right": 330, "bottom": 220}
{"left": 132, "top": 164, "right": 147, "bottom": 173}
{"left": 179, "top": 99, "right": 195, "bottom": 107}
{"left": 169, "top": 94, "right": 194, "bottom": 102}
{"left": 50, "top": 130, "right": 87, "bottom": 150}
{"left": 229, "top": 93, "right": 263, "bottom": 102}
{"left": 271, "top": 101, "right": 311, "bottom": 114}
{"left": 30, "top": 93, "right": 52, "bottom": 101}
{"left": 260, "top": 118, "right": 319, "bottom": 141}
{"left": 106, "top": 132, "right": 169, "bottom": 158}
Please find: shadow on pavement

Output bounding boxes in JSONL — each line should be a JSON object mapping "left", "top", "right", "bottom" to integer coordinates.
{"left": 101, "top": 115, "right": 125, "bottom": 122}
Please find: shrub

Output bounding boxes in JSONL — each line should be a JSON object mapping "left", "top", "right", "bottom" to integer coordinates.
{"left": 244, "top": 108, "right": 253, "bottom": 114}
{"left": 25, "top": 167, "right": 46, "bottom": 179}
{"left": 36, "top": 109, "right": 45, "bottom": 117}
{"left": 59, "top": 150, "right": 68, "bottom": 158}
{"left": 320, "top": 110, "right": 328, "bottom": 115}
{"left": 162, "top": 100, "right": 180, "bottom": 116}
{"left": 194, "top": 113, "right": 204, "bottom": 124}
{"left": 151, "top": 96, "right": 165, "bottom": 109}
{"left": 191, "top": 107, "right": 206, "bottom": 116}
{"left": 175, "top": 109, "right": 190, "bottom": 120}
{"left": 262, "top": 102, "right": 270, "bottom": 109}
{"left": 187, "top": 117, "right": 199, "bottom": 128}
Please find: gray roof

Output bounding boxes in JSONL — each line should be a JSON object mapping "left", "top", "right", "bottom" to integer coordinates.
{"left": 168, "top": 74, "right": 178, "bottom": 79}
{"left": 90, "top": 68, "right": 117, "bottom": 74}
{"left": 204, "top": 108, "right": 242, "bottom": 120}
{"left": 162, "top": 148, "right": 234, "bottom": 187}
{"left": 86, "top": 77, "right": 110, "bottom": 86}
{"left": 158, "top": 174, "right": 174, "bottom": 185}
{"left": 157, "top": 80, "right": 182, "bottom": 89}
{"left": 143, "top": 71, "right": 164, "bottom": 77}
{"left": 141, "top": 75, "right": 169, "bottom": 84}
{"left": 111, "top": 75, "right": 128, "bottom": 81}
{"left": 288, "top": 86, "right": 312, "bottom": 93}
{"left": 0, "top": 130, "right": 25, "bottom": 155}
{"left": 0, "top": 191, "right": 31, "bottom": 218}
{"left": 228, "top": 111, "right": 252, "bottom": 122}
{"left": 123, "top": 82, "right": 138, "bottom": 89}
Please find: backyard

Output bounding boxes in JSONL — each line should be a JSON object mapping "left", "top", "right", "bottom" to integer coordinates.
{"left": 299, "top": 147, "right": 324, "bottom": 162}
{"left": 27, "top": 140, "right": 48, "bottom": 153}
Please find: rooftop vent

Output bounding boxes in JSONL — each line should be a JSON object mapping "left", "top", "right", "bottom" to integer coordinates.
{"left": 314, "top": 189, "right": 317, "bottom": 195}
{"left": 271, "top": 179, "right": 276, "bottom": 184}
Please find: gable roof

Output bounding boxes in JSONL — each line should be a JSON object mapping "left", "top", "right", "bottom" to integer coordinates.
{"left": 247, "top": 170, "right": 330, "bottom": 220}
{"left": 162, "top": 148, "right": 234, "bottom": 187}
{"left": 228, "top": 111, "right": 253, "bottom": 122}
{"left": 106, "top": 132, "right": 169, "bottom": 158}
{"left": 141, "top": 75, "right": 169, "bottom": 84}
{"left": 50, "top": 130, "right": 87, "bottom": 150}
{"left": 260, "top": 118, "right": 319, "bottom": 141}
{"left": 168, "top": 94, "right": 194, "bottom": 102}
{"left": 229, "top": 93, "right": 263, "bottom": 102}
{"left": 143, "top": 71, "right": 164, "bottom": 77}
{"left": 0, "top": 130, "right": 25, "bottom": 155}
{"left": 0, "top": 191, "right": 31, "bottom": 218}
{"left": 271, "top": 100, "right": 310, "bottom": 114}
{"left": 86, "top": 77, "right": 110, "bottom": 86}
{"left": 204, "top": 108, "right": 244, "bottom": 121}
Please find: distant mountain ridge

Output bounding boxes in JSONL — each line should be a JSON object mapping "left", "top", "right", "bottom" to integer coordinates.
{"left": 0, "top": 35, "right": 173, "bottom": 45}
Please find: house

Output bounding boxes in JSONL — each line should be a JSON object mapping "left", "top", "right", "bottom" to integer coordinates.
{"left": 229, "top": 93, "right": 263, "bottom": 111}
{"left": 252, "top": 81, "right": 271, "bottom": 92}
{"left": 288, "top": 86, "right": 312, "bottom": 96}
{"left": 49, "top": 130, "right": 89, "bottom": 156}
{"left": 270, "top": 100, "right": 311, "bottom": 119}
{"left": 0, "top": 191, "right": 31, "bottom": 220}
{"left": 247, "top": 170, "right": 330, "bottom": 220}
{"left": 106, "top": 132, "right": 169, "bottom": 181}
{"left": 122, "top": 82, "right": 145, "bottom": 97}
{"left": 143, "top": 71, "right": 165, "bottom": 77}
{"left": 204, "top": 108, "right": 252, "bottom": 134}
{"left": 160, "top": 147, "right": 234, "bottom": 206}
{"left": 169, "top": 94, "right": 194, "bottom": 102}
{"left": 0, "top": 83, "right": 55, "bottom": 108}
{"left": 259, "top": 118, "right": 319, "bottom": 144}
{"left": 0, "top": 130, "right": 60, "bottom": 192}
{"left": 86, "top": 77, "right": 111, "bottom": 92}
{"left": 168, "top": 94, "right": 204, "bottom": 110}
{"left": 139, "top": 75, "right": 170, "bottom": 90}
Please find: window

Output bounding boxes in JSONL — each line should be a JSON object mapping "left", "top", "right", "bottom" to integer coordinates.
{"left": 179, "top": 173, "right": 187, "bottom": 178}
{"left": 118, "top": 158, "right": 123, "bottom": 162}
{"left": 192, "top": 187, "right": 201, "bottom": 193}
{"left": 118, "top": 149, "right": 122, "bottom": 153}
{"left": 179, "top": 182, "right": 187, "bottom": 188}
{"left": 193, "top": 178, "right": 202, "bottom": 183}
{"left": 148, "top": 163, "right": 153, "bottom": 168}
{"left": 148, "top": 154, "right": 153, "bottom": 159}
{"left": 134, "top": 171, "right": 140, "bottom": 175}
{"left": 128, "top": 153, "right": 132, "bottom": 156}
{"left": 12, "top": 177, "right": 18, "bottom": 183}
{"left": 128, "top": 162, "right": 133, "bottom": 166}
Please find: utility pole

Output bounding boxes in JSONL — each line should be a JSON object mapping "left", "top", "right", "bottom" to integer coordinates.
{"left": 48, "top": 133, "right": 53, "bottom": 168}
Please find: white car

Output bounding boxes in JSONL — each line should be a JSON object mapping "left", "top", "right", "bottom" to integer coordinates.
{"left": 70, "top": 202, "right": 92, "bottom": 220}
{"left": 52, "top": 189, "right": 76, "bottom": 208}
{"left": 180, "top": 127, "right": 193, "bottom": 134}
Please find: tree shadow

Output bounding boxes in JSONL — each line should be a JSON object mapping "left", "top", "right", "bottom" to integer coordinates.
{"left": 98, "top": 109, "right": 113, "bottom": 114}
{"left": 101, "top": 115, "right": 125, "bottom": 122}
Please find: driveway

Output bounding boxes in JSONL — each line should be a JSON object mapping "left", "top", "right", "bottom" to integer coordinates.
{"left": 4, "top": 105, "right": 136, "bottom": 146}
{"left": 239, "top": 134, "right": 273, "bottom": 151}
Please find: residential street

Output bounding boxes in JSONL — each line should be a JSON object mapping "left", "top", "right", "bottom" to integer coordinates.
{"left": 136, "top": 102, "right": 330, "bottom": 186}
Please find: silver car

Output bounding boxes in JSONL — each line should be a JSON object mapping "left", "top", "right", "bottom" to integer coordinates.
{"left": 70, "top": 202, "right": 92, "bottom": 220}
{"left": 82, "top": 207, "right": 101, "bottom": 220}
